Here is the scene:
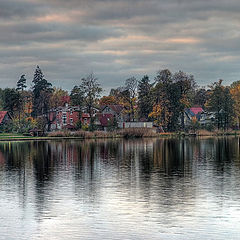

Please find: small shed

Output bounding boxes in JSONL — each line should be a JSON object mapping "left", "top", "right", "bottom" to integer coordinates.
{"left": 118, "top": 122, "right": 153, "bottom": 129}
{"left": 29, "top": 128, "right": 44, "bottom": 137}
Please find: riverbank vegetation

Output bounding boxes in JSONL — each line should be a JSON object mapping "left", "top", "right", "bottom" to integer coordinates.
{"left": 47, "top": 128, "right": 159, "bottom": 139}
{"left": 0, "top": 66, "right": 240, "bottom": 135}
{"left": 1, "top": 128, "right": 240, "bottom": 141}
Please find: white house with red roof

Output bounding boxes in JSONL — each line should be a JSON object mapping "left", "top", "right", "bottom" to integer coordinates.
{"left": 184, "top": 106, "right": 204, "bottom": 126}
{"left": 184, "top": 106, "right": 217, "bottom": 127}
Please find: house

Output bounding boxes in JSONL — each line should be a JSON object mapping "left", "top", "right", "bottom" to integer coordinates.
{"left": 199, "top": 111, "right": 216, "bottom": 126}
{"left": 95, "top": 113, "right": 115, "bottom": 131}
{"left": 0, "top": 111, "right": 12, "bottom": 126}
{"left": 101, "top": 104, "right": 127, "bottom": 122}
{"left": 184, "top": 106, "right": 204, "bottom": 126}
{"left": 48, "top": 103, "right": 98, "bottom": 131}
{"left": 82, "top": 106, "right": 100, "bottom": 115}
{"left": 49, "top": 104, "right": 81, "bottom": 131}
{"left": 81, "top": 113, "right": 91, "bottom": 126}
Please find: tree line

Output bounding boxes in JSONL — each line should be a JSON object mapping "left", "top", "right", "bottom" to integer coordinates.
{"left": 0, "top": 66, "right": 239, "bottom": 133}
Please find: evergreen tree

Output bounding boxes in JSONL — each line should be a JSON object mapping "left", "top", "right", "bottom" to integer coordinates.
{"left": 16, "top": 75, "right": 27, "bottom": 92}
{"left": 32, "top": 66, "right": 53, "bottom": 117}
{"left": 70, "top": 86, "right": 84, "bottom": 107}
{"left": 2, "top": 88, "right": 21, "bottom": 117}
{"left": 206, "top": 80, "right": 234, "bottom": 129}
{"left": 138, "top": 75, "right": 152, "bottom": 120}
{"left": 193, "top": 88, "right": 208, "bottom": 107}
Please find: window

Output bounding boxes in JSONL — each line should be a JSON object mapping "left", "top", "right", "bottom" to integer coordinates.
{"left": 62, "top": 113, "right": 67, "bottom": 124}
{"left": 70, "top": 118, "right": 73, "bottom": 124}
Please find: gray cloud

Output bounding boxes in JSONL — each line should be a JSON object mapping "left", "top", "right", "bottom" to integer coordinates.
{"left": 0, "top": 0, "right": 240, "bottom": 91}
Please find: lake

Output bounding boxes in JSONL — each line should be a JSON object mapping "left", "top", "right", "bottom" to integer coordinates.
{"left": 0, "top": 137, "right": 240, "bottom": 240}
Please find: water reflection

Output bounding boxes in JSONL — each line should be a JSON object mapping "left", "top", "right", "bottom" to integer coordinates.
{"left": 0, "top": 137, "right": 240, "bottom": 239}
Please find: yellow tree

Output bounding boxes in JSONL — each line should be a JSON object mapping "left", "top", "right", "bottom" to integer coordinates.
{"left": 49, "top": 87, "right": 69, "bottom": 108}
{"left": 149, "top": 101, "right": 172, "bottom": 129}
{"left": 116, "top": 77, "right": 138, "bottom": 122}
{"left": 120, "top": 97, "right": 137, "bottom": 121}
{"left": 99, "top": 96, "right": 117, "bottom": 106}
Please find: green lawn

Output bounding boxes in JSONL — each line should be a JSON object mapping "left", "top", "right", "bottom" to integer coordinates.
{"left": 0, "top": 133, "right": 25, "bottom": 137}
{"left": 0, "top": 133, "right": 34, "bottom": 140}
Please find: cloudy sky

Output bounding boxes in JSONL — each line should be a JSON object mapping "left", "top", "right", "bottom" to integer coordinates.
{"left": 1, "top": 0, "right": 240, "bottom": 93}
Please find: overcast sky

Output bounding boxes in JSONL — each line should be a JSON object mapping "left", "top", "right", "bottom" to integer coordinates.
{"left": 1, "top": 0, "right": 240, "bottom": 94}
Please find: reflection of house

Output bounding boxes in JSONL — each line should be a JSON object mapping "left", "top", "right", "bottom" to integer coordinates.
{"left": 184, "top": 106, "right": 203, "bottom": 126}
{"left": 0, "top": 111, "right": 12, "bottom": 126}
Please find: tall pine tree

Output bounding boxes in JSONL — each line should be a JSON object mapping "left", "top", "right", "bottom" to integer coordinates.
{"left": 32, "top": 66, "right": 53, "bottom": 117}
{"left": 138, "top": 75, "right": 152, "bottom": 120}
{"left": 16, "top": 75, "right": 27, "bottom": 92}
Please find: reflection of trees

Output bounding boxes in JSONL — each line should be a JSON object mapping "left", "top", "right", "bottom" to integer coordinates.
{"left": 152, "top": 138, "right": 190, "bottom": 175}
{"left": 0, "top": 137, "right": 240, "bottom": 224}
{"left": 0, "top": 142, "right": 33, "bottom": 210}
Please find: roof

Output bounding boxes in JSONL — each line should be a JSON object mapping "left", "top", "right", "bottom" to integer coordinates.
{"left": 97, "top": 113, "right": 114, "bottom": 127}
{"left": 190, "top": 107, "right": 203, "bottom": 115}
{"left": 63, "top": 124, "right": 75, "bottom": 129}
{"left": 185, "top": 107, "right": 203, "bottom": 120}
{"left": 0, "top": 111, "right": 8, "bottom": 124}
{"left": 82, "top": 113, "right": 90, "bottom": 118}
{"left": 102, "top": 105, "right": 124, "bottom": 114}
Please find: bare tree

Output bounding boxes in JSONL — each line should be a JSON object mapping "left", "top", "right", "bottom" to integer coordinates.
{"left": 80, "top": 73, "right": 102, "bottom": 130}
{"left": 120, "top": 77, "right": 138, "bottom": 121}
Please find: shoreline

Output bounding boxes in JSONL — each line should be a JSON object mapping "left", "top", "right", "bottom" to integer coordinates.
{"left": 0, "top": 131, "right": 240, "bottom": 141}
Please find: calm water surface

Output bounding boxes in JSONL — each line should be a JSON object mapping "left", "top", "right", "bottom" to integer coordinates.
{"left": 0, "top": 137, "right": 240, "bottom": 240}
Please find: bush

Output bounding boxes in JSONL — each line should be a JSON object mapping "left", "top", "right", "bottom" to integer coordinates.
{"left": 0, "top": 117, "right": 37, "bottom": 134}
{"left": 204, "top": 123, "right": 215, "bottom": 132}
{"left": 72, "top": 130, "right": 93, "bottom": 138}
{"left": 118, "top": 128, "right": 156, "bottom": 138}
{"left": 48, "top": 130, "right": 71, "bottom": 137}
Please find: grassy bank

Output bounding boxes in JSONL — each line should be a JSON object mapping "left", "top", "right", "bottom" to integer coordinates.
{"left": 0, "top": 128, "right": 240, "bottom": 141}
{"left": 0, "top": 128, "right": 173, "bottom": 141}
{"left": 187, "top": 129, "right": 240, "bottom": 137}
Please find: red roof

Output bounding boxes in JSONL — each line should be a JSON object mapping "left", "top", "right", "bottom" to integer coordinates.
{"left": 0, "top": 111, "right": 7, "bottom": 124}
{"left": 97, "top": 113, "right": 114, "bottom": 127}
{"left": 82, "top": 113, "right": 90, "bottom": 118}
{"left": 190, "top": 107, "right": 203, "bottom": 115}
